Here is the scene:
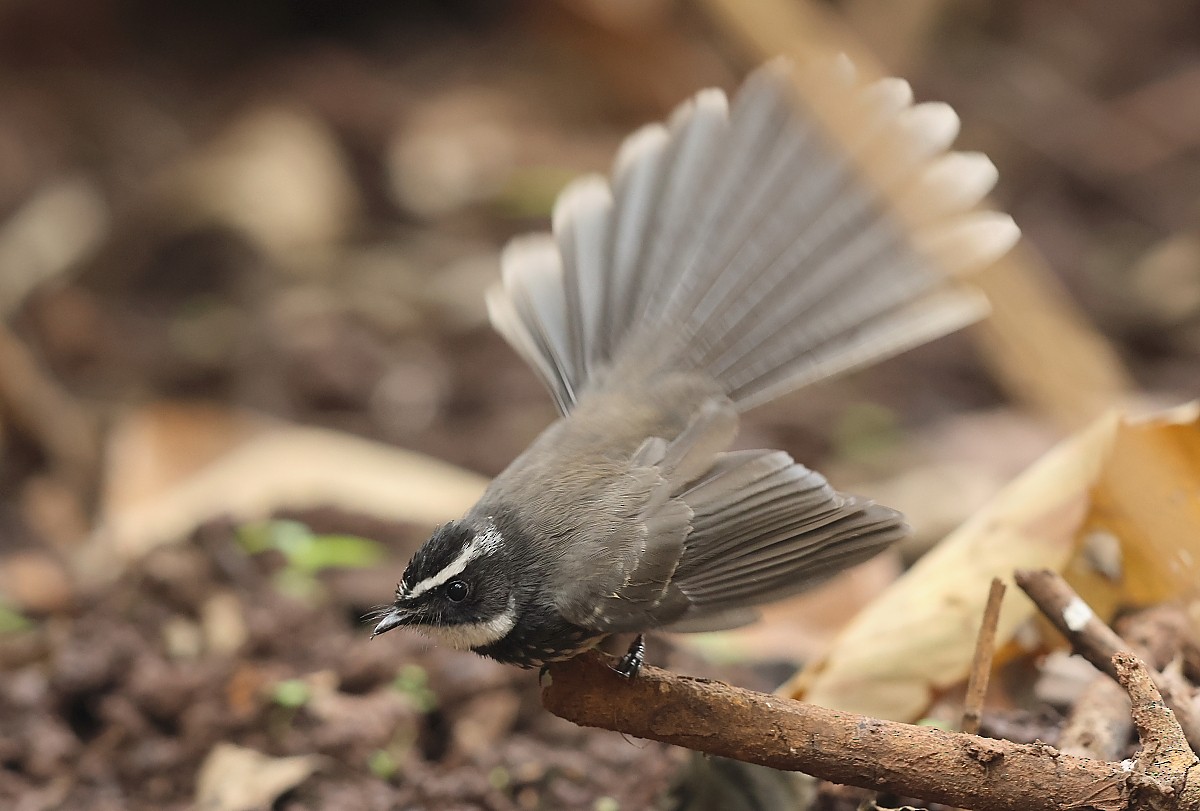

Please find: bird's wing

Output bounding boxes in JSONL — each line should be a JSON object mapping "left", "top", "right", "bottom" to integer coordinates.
{"left": 551, "top": 400, "right": 906, "bottom": 635}
{"left": 659, "top": 449, "right": 906, "bottom": 633}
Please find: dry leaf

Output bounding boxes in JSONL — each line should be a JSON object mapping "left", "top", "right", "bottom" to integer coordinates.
{"left": 194, "top": 743, "right": 321, "bottom": 811}
{"left": 89, "top": 402, "right": 488, "bottom": 565}
{"left": 0, "top": 177, "right": 108, "bottom": 317}
{"left": 785, "top": 404, "right": 1200, "bottom": 721}
{"left": 165, "top": 107, "right": 359, "bottom": 258}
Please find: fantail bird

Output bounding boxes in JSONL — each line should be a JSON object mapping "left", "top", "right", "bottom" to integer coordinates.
{"left": 371, "top": 57, "right": 1019, "bottom": 676}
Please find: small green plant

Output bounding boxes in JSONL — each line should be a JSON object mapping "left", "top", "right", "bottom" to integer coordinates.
{"left": 265, "top": 677, "right": 313, "bottom": 741}
{"left": 368, "top": 748, "right": 399, "bottom": 780}
{"left": 270, "top": 678, "right": 311, "bottom": 709}
{"left": 0, "top": 600, "right": 31, "bottom": 634}
{"left": 392, "top": 664, "right": 438, "bottom": 713}
{"left": 237, "top": 519, "right": 386, "bottom": 600}
{"left": 487, "top": 766, "right": 510, "bottom": 791}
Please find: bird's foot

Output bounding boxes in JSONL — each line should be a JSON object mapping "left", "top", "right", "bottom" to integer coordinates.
{"left": 613, "top": 634, "right": 646, "bottom": 679}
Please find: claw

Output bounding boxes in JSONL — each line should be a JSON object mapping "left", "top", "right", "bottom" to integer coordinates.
{"left": 614, "top": 634, "right": 646, "bottom": 679}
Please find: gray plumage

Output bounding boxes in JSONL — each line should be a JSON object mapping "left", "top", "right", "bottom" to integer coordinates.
{"left": 378, "top": 56, "right": 1019, "bottom": 664}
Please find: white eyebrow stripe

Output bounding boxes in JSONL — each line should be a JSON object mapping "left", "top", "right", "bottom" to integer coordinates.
{"left": 405, "top": 524, "right": 503, "bottom": 598}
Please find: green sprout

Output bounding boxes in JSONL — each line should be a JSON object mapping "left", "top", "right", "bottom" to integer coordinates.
{"left": 237, "top": 520, "right": 386, "bottom": 600}
{"left": 488, "top": 766, "right": 510, "bottom": 791}
{"left": 0, "top": 600, "right": 32, "bottom": 634}
{"left": 368, "top": 749, "right": 399, "bottom": 780}
{"left": 392, "top": 664, "right": 438, "bottom": 713}
{"left": 271, "top": 678, "right": 311, "bottom": 709}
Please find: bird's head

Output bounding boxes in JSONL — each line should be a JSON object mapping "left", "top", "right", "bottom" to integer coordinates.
{"left": 371, "top": 519, "right": 518, "bottom": 650}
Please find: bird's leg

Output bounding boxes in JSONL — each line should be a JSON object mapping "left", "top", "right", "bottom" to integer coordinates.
{"left": 614, "top": 634, "right": 646, "bottom": 678}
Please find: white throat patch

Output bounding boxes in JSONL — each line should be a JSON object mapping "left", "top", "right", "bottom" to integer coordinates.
{"left": 418, "top": 595, "right": 518, "bottom": 650}
{"left": 402, "top": 522, "right": 504, "bottom": 599}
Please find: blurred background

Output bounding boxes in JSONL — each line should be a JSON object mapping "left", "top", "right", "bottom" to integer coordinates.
{"left": 0, "top": 1, "right": 1198, "bottom": 809}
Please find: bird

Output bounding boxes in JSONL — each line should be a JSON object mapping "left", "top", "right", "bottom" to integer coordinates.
{"left": 371, "top": 56, "right": 1019, "bottom": 677}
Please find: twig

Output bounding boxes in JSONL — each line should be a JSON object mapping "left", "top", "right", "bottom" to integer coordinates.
{"left": 962, "top": 578, "right": 1006, "bottom": 734}
{"left": 1059, "top": 604, "right": 1193, "bottom": 761}
{"left": 1112, "top": 653, "right": 1200, "bottom": 810}
{"left": 542, "top": 651, "right": 1130, "bottom": 811}
{"left": 1015, "top": 569, "right": 1200, "bottom": 754}
{"left": 1013, "top": 569, "right": 1129, "bottom": 679}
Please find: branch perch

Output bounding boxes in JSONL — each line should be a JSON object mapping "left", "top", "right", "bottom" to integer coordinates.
{"left": 542, "top": 651, "right": 1131, "bottom": 811}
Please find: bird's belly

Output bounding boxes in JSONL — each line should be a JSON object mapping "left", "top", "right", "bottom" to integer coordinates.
{"left": 472, "top": 614, "right": 604, "bottom": 669}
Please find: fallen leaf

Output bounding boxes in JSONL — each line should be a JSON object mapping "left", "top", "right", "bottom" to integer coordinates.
{"left": 785, "top": 404, "right": 1200, "bottom": 720}
{"left": 88, "top": 402, "right": 488, "bottom": 567}
{"left": 194, "top": 743, "right": 321, "bottom": 811}
{"left": 0, "top": 177, "right": 109, "bottom": 318}
{"left": 165, "top": 107, "right": 359, "bottom": 258}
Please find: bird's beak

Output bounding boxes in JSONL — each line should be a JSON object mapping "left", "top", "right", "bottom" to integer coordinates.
{"left": 371, "top": 607, "right": 413, "bottom": 638}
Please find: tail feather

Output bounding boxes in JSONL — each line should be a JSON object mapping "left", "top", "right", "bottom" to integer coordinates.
{"left": 489, "top": 57, "right": 1017, "bottom": 415}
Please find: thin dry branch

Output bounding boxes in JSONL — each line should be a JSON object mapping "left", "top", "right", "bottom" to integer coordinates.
{"left": 1015, "top": 568, "right": 1200, "bottom": 753}
{"left": 542, "top": 651, "right": 1130, "bottom": 811}
{"left": 1060, "top": 604, "right": 1193, "bottom": 761}
{"left": 962, "top": 577, "right": 1006, "bottom": 734}
{"left": 1014, "top": 568, "right": 1131, "bottom": 680}
{"left": 1112, "top": 653, "right": 1200, "bottom": 810}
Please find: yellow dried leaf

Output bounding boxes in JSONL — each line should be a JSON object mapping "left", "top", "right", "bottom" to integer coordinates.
{"left": 1091, "top": 405, "right": 1200, "bottom": 604}
{"left": 785, "top": 404, "right": 1200, "bottom": 721}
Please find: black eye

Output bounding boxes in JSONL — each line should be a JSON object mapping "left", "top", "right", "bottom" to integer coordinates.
{"left": 445, "top": 580, "right": 469, "bottom": 602}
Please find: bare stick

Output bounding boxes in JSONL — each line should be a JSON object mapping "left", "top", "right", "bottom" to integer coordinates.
{"left": 1015, "top": 569, "right": 1200, "bottom": 753}
{"left": 1112, "top": 653, "right": 1200, "bottom": 810}
{"left": 1061, "top": 605, "right": 1195, "bottom": 761}
{"left": 543, "top": 651, "right": 1130, "bottom": 811}
{"left": 962, "top": 578, "right": 1006, "bottom": 734}
{"left": 1013, "top": 569, "right": 1129, "bottom": 679}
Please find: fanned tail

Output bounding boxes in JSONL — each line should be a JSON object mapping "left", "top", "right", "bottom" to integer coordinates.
{"left": 486, "top": 56, "right": 1018, "bottom": 413}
